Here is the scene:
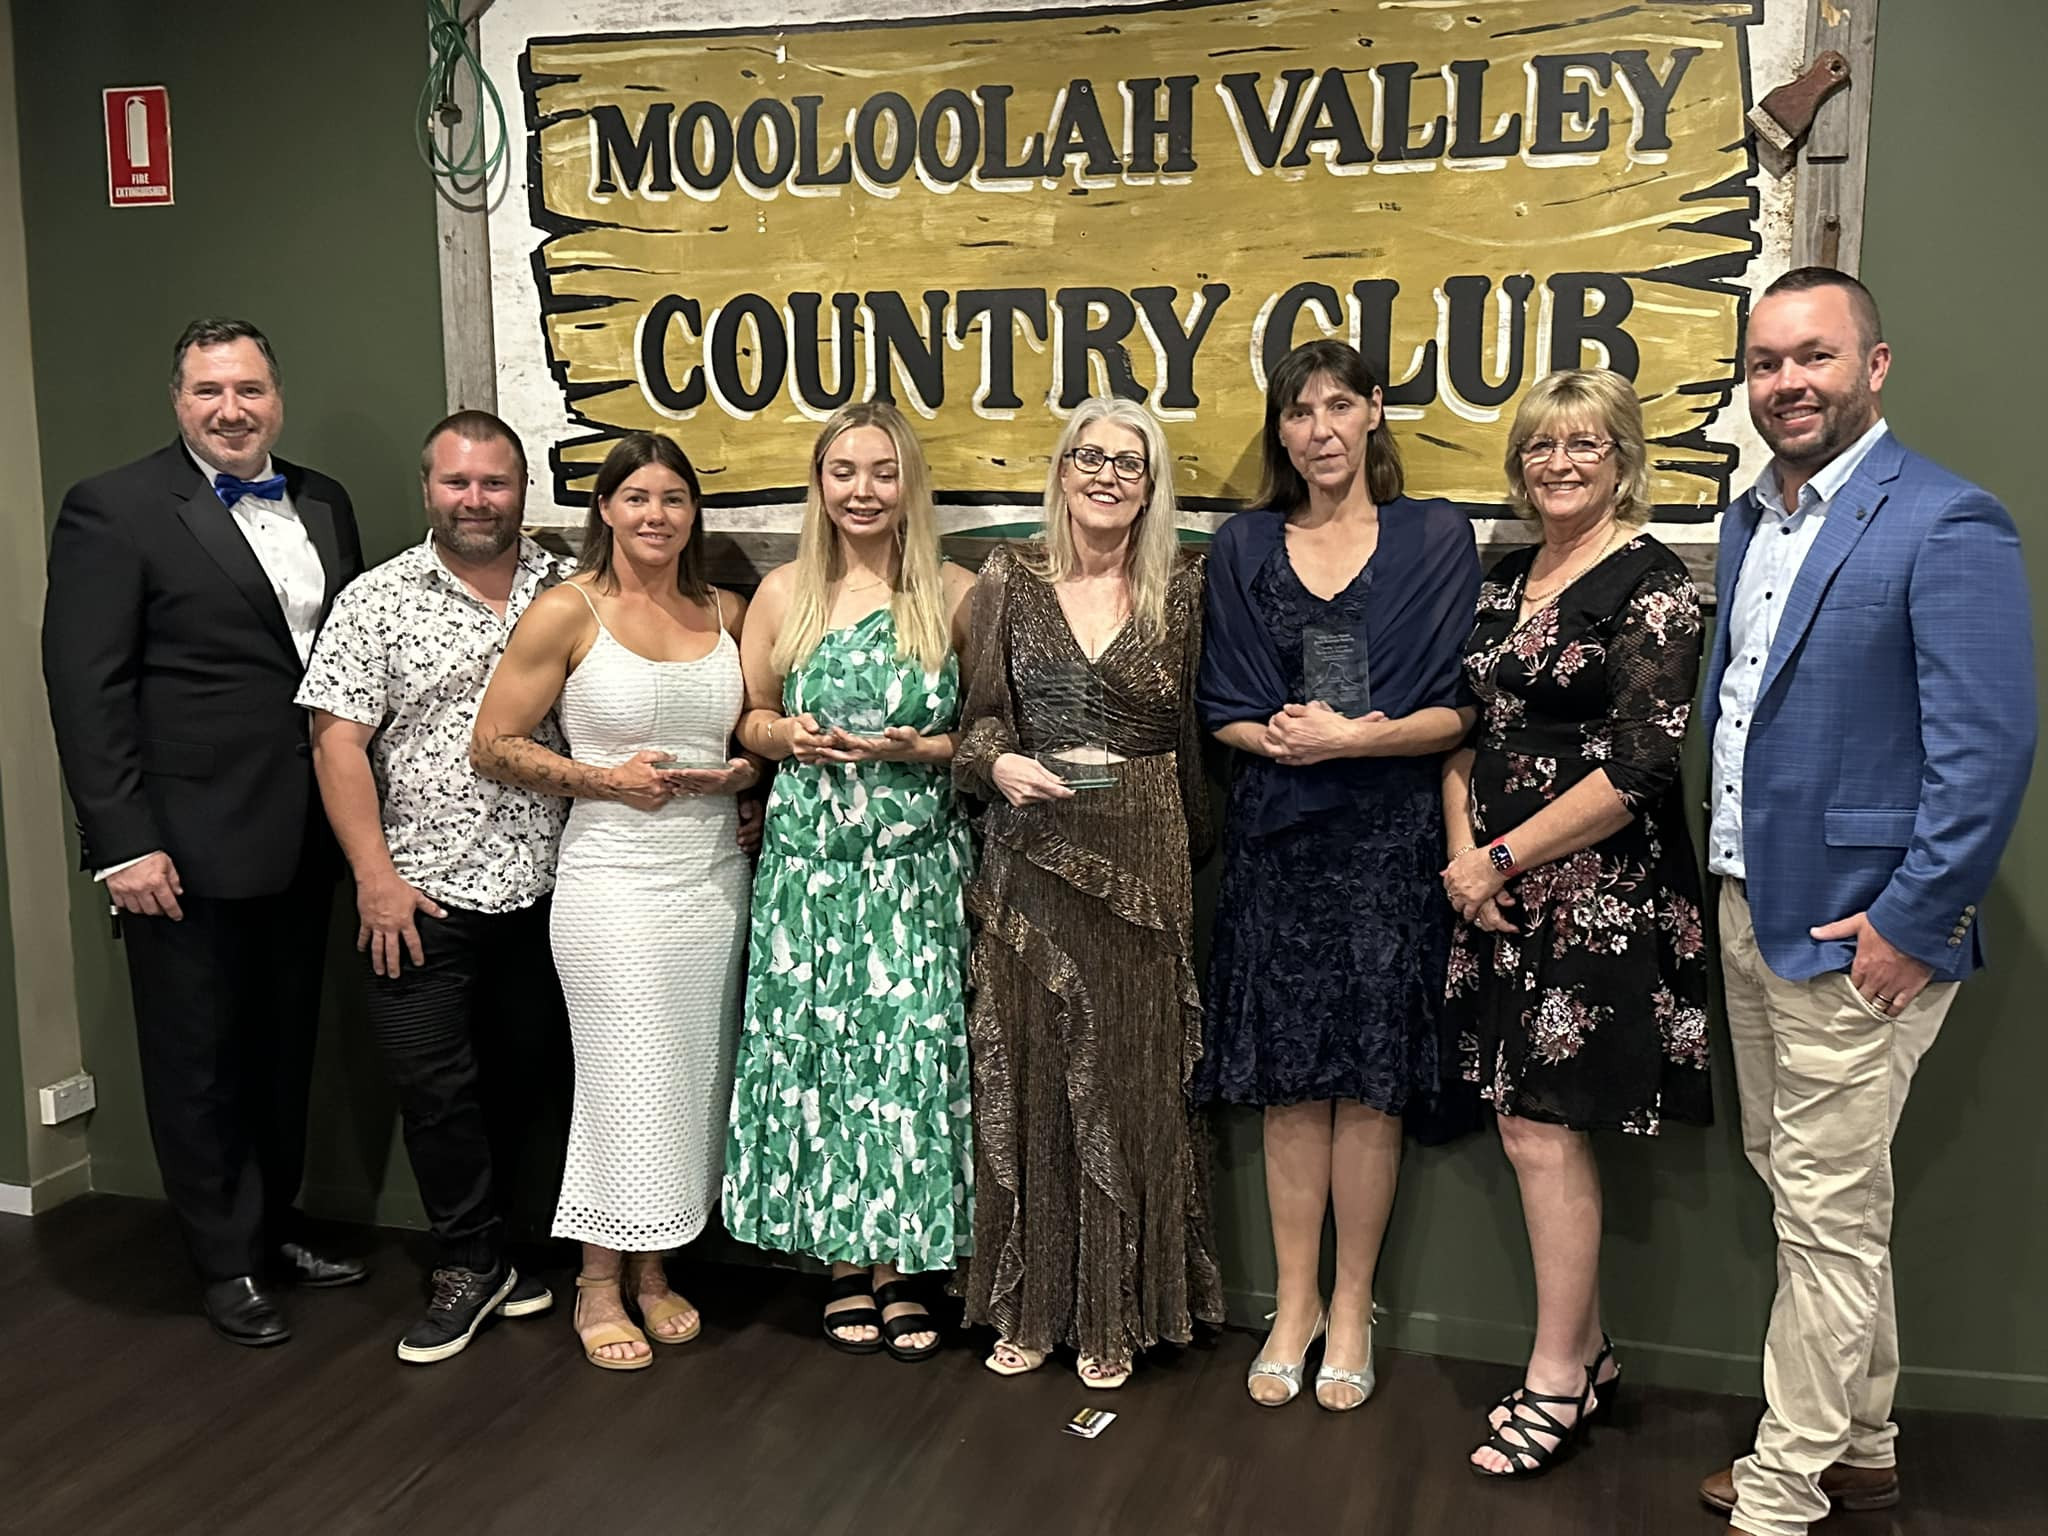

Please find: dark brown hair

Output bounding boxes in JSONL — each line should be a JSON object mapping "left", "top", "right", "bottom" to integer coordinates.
{"left": 171, "top": 317, "right": 279, "bottom": 391}
{"left": 1761, "top": 265, "right": 1885, "bottom": 353}
{"left": 579, "top": 431, "right": 710, "bottom": 601}
{"left": 1257, "top": 339, "right": 1405, "bottom": 511}
{"left": 419, "top": 409, "right": 528, "bottom": 482}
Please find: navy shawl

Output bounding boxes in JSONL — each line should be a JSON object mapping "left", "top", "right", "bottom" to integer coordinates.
{"left": 1196, "top": 496, "right": 1482, "bottom": 839}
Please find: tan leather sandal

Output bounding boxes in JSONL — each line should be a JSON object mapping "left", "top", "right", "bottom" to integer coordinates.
{"left": 638, "top": 1290, "right": 701, "bottom": 1345}
{"left": 574, "top": 1273, "right": 652, "bottom": 1372}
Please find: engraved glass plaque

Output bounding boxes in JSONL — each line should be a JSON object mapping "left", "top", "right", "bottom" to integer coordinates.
{"left": 1301, "top": 623, "right": 1372, "bottom": 716}
{"left": 1036, "top": 662, "right": 1115, "bottom": 790}
{"left": 815, "top": 701, "right": 889, "bottom": 738}
{"left": 648, "top": 688, "right": 726, "bottom": 769}
{"left": 649, "top": 751, "right": 730, "bottom": 772}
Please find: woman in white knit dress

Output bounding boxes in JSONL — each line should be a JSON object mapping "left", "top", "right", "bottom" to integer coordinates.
{"left": 473, "top": 432, "right": 755, "bottom": 1371}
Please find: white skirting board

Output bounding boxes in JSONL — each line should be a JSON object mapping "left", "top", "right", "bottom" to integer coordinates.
{"left": 0, "top": 1183, "right": 31, "bottom": 1217}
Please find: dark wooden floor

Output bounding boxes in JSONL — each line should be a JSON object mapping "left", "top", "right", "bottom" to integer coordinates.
{"left": 2, "top": 1197, "right": 2040, "bottom": 1536}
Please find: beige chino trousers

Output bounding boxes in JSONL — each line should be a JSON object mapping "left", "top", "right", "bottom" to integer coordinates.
{"left": 1718, "top": 881, "right": 1955, "bottom": 1536}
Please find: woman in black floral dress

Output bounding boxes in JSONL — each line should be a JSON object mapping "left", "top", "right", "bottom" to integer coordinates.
{"left": 1440, "top": 368, "right": 1709, "bottom": 1477}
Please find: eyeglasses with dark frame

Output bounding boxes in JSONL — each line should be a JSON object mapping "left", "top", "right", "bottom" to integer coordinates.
{"left": 1063, "top": 444, "right": 1149, "bottom": 482}
{"left": 1518, "top": 434, "right": 1615, "bottom": 464}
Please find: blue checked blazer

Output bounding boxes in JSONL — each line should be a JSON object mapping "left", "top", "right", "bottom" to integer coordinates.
{"left": 1701, "top": 431, "right": 2035, "bottom": 981}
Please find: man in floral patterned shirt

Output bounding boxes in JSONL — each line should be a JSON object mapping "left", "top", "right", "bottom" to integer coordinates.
{"left": 297, "top": 410, "right": 576, "bottom": 1364}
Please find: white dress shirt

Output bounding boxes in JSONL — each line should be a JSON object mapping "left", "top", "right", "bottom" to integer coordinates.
{"left": 99, "top": 446, "right": 329, "bottom": 883}
{"left": 186, "top": 444, "right": 326, "bottom": 665}
{"left": 1708, "top": 417, "right": 1890, "bottom": 879}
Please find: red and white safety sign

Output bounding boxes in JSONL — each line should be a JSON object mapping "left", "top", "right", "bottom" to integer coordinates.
{"left": 104, "top": 86, "right": 173, "bottom": 208}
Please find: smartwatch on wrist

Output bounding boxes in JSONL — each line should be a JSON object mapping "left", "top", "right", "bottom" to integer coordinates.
{"left": 1487, "top": 840, "right": 1517, "bottom": 876}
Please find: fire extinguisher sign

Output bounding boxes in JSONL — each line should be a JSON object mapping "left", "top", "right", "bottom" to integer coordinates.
{"left": 103, "top": 86, "right": 173, "bottom": 208}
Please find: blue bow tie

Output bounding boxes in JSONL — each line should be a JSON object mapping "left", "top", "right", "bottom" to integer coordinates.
{"left": 213, "top": 471, "right": 287, "bottom": 507}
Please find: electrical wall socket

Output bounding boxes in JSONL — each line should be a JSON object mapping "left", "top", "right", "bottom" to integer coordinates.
{"left": 38, "top": 1072, "right": 96, "bottom": 1126}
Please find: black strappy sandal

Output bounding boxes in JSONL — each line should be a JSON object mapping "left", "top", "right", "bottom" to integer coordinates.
{"left": 1583, "top": 1333, "right": 1622, "bottom": 1423}
{"left": 1470, "top": 1370, "right": 1595, "bottom": 1479}
{"left": 821, "top": 1270, "right": 883, "bottom": 1355}
{"left": 1491, "top": 1334, "right": 1621, "bottom": 1423}
{"left": 873, "top": 1279, "right": 943, "bottom": 1363}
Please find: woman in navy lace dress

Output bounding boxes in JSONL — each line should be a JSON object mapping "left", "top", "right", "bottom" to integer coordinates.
{"left": 1197, "top": 340, "right": 1480, "bottom": 1412}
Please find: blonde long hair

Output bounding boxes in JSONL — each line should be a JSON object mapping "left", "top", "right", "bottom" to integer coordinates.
{"left": 772, "top": 400, "right": 951, "bottom": 674}
{"left": 1022, "top": 398, "right": 1181, "bottom": 644}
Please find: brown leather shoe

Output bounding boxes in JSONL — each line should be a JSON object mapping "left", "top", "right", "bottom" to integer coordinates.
{"left": 1699, "top": 1461, "right": 1901, "bottom": 1515}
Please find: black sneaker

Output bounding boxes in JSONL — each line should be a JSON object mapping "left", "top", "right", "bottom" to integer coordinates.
{"left": 395, "top": 1263, "right": 518, "bottom": 1365}
{"left": 496, "top": 1271, "right": 554, "bottom": 1319}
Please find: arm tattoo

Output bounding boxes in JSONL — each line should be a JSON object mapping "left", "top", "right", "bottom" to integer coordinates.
{"left": 471, "top": 732, "right": 613, "bottom": 801}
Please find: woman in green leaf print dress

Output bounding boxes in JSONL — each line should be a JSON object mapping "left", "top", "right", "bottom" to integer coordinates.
{"left": 723, "top": 399, "right": 977, "bottom": 1362}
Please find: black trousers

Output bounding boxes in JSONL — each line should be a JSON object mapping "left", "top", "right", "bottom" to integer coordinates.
{"left": 121, "top": 866, "right": 333, "bottom": 1282}
{"left": 360, "top": 899, "right": 572, "bottom": 1270}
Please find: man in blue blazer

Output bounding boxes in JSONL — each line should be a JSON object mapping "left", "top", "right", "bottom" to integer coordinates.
{"left": 1695, "top": 268, "right": 2035, "bottom": 1536}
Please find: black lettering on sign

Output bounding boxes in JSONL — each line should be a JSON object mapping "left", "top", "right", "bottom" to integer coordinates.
{"left": 955, "top": 289, "right": 1050, "bottom": 411}
{"left": 1353, "top": 279, "right": 1439, "bottom": 407}
{"left": 1530, "top": 53, "right": 1613, "bottom": 156}
{"left": 639, "top": 294, "right": 705, "bottom": 411}
{"left": 976, "top": 84, "right": 1050, "bottom": 181}
{"left": 709, "top": 293, "right": 788, "bottom": 413}
{"left": 1448, "top": 60, "right": 1521, "bottom": 159}
{"left": 591, "top": 102, "right": 675, "bottom": 194}
{"left": 792, "top": 95, "right": 852, "bottom": 187}
{"left": 789, "top": 291, "right": 861, "bottom": 411}
{"left": 1548, "top": 273, "right": 1639, "bottom": 376}
{"left": 1218, "top": 69, "right": 1315, "bottom": 171}
{"left": 1045, "top": 80, "right": 1122, "bottom": 181}
{"left": 868, "top": 290, "right": 950, "bottom": 411}
{"left": 677, "top": 101, "right": 735, "bottom": 192}
{"left": 918, "top": 89, "right": 981, "bottom": 186}
{"left": 1443, "top": 274, "right": 1535, "bottom": 409}
{"left": 1122, "top": 76, "right": 1198, "bottom": 175}
{"left": 1612, "top": 48, "right": 1700, "bottom": 152}
{"left": 1279, "top": 69, "right": 1373, "bottom": 168}
{"left": 1056, "top": 287, "right": 1144, "bottom": 406}
{"left": 1374, "top": 62, "right": 1448, "bottom": 163}
{"left": 1133, "top": 284, "right": 1229, "bottom": 410}
{"left": 736, "top": 98, "right": 796, "bottom": 190}
{"left": 1262, "top": 281, "right": 1343, "bottom": 381}
{"left": 854, "top": 92, "right": 918, "bottom": 186}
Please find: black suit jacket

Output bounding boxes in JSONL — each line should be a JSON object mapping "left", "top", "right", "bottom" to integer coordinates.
{"left": 41, "top": 440, "right": 366, "bottom": 898}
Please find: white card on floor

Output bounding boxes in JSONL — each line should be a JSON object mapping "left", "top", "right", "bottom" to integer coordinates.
{"left": 1064, "top": 1408, "right": 1117, "bottom": 1439}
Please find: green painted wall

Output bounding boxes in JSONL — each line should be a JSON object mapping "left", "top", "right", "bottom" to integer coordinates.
{"left": 0, "top": 771, "right": 27, "bottom": 1188}
{"left": 13, "top": 0, "right": 2046, "bottom": 1413}
{"left": 13, "top": 0, "right": 441, "bottom": 1223}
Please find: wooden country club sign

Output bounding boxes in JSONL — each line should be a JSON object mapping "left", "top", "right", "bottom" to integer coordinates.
{"left": 485, "top": 0, "right": 1777, "bottom": 527}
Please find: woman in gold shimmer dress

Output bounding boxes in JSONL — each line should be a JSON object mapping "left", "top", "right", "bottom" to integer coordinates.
{"left": 954, "top": 397, "right": 1222, "bottom": 1389}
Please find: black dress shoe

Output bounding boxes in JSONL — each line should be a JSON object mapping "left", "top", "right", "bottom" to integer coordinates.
{"left": 203, "top": 1276, "right": 291, "bottom": 1347}
{"left": 275, "top": 1241, "right": 369, "bottom": 1288}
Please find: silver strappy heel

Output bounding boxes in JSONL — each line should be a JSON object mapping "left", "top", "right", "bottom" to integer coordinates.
{"left": 1247, "top": 1306, "right": 1327, "bottom": 1406}
{"left": 1316, "top": 1304, "right": 1381, "bottom": 1411}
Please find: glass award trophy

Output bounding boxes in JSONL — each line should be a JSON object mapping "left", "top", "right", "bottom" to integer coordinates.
{"left": 816, "top": 701, "right": 890, "bottom": 739}
{"left": 648, "top": 693, "right": 727, "bottom": 770}
{"left": 1037, "top": 662, "right": 1116, "bottom": 790}
{"left": 1301, "top": 623, "right": 1372, "bottom": 716}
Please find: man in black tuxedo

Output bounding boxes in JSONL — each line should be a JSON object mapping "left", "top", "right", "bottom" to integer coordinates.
{"left": 41, "top": 318, "right": 368, "bottom": 1345}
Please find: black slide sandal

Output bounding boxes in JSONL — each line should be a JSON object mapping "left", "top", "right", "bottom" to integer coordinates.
{"left": 873, "top": 1280, "right": 942, "bottom": 1362}
{"left": 821, "top": 1270, "right": 883, "bottom": 1355}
